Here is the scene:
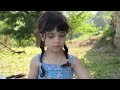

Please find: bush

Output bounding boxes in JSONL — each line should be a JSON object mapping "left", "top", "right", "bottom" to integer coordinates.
{"left": 99, "top": 25, "right": 116, "bottom": 43}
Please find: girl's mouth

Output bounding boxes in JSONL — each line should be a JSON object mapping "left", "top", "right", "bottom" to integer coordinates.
{"left": 53, "top": 45, "right": 60, "bottom": 47}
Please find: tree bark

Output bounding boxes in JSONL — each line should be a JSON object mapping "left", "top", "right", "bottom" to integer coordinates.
{"left": 111, "top": 11, "right": 120, "bottom": 49}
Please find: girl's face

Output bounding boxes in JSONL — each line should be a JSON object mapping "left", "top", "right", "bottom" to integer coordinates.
{"left": 42, "top": 28, "right": 67, "bottom": 52}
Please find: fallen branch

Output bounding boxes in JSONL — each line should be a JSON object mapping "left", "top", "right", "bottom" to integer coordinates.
{"left": 0, "top": 41, "right": 26, "bottom": 54}
{"left": 6, "top": 73, "right": 26, "bottom": 79}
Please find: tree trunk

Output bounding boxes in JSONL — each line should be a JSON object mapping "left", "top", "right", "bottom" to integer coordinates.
{"left": 111, "top": 11, "right": 120, "bottom": 49}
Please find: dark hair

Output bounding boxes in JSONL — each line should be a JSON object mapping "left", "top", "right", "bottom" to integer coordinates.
{"left": 37, "top": 11, "right": 71, "bottom": 77}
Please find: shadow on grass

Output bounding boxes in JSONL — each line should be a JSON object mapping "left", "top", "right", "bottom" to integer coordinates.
{"left": 80, "top": 37, "right": 120, "bottom": 79}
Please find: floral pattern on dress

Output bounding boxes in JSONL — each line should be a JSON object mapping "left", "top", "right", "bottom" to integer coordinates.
{"left": 37, "top": 54, "right": 74, "bottom": 79}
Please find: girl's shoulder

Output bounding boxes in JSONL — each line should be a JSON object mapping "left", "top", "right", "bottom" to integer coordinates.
{"left": 34, "top": 53, "right": 42, "bottom": 64}
{"left": 30, "top": 56, "right": 40, "bottom": 69}
{"left": 68, "top": 54, "right": 74, "bottom": 63}
{"left": 36, "top": 54, "right": 41, "bottom": 60}
{"left": 68, "top": 54, "right": 80, "bottom": 64}
{"left": 68, "top": 54, "right": 81, "bottom": 65}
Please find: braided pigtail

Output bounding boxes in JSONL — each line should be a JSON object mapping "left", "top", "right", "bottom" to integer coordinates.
{"left": 39, "top": 39, "right": 45, "bottom": 77}
{"left": 61, "top": 44, "right": 71, "bottom": 67}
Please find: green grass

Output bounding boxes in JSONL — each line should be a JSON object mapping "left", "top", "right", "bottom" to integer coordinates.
{"left": 81, "top": 45, "right": 120, "bottom": 79}
{"left": 0, "top": 44, "right": 120, "bottom": 79}
{"left": 0, "top": 47, "right": 41, "bottom": 78}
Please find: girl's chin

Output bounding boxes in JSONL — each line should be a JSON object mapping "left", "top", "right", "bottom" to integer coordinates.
{"left": 47, "top": 47, "right": 63, "bottom": 52}
{"left": 51, "top": 48, "right": 63, "bottom": 52}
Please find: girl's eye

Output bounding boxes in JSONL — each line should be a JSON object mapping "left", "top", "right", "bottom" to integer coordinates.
{"left": 48, "top": 36, "right": 54, "bottom": 38}
{"left": 60, "top": 34, "right": 66, "bottom": 37}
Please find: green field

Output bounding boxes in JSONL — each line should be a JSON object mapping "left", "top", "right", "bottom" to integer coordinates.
{"left": 0, "top": 40, "right": 120, "bottom": 79}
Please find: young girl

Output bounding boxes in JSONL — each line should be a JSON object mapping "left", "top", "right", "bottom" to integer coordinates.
{"left": 28, "top": 11, "right": 91, "bottom": 79}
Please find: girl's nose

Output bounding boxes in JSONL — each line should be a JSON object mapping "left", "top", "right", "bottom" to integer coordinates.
{"left": 54, "top": 36, "right": 60, "bottom": 43}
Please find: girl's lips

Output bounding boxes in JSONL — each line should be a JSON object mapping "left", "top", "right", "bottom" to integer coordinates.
{"left": 53, "top": 45, "right": 60, "bottom": 47}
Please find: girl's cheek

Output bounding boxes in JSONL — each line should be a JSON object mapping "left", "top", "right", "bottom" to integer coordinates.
{"left": 61, "top": 37, "right": 66, "bottom": 42}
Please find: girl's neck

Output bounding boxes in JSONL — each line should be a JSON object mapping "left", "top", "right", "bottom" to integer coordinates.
{"left": 43, "top": 48, "right": 68, "bottom": 65}
{"left": 44, "top": 48, "right": 64, "bottom": 58}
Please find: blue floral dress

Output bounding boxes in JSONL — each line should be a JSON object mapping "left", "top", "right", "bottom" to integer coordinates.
{"left": 36, "top": 54, "right": 74, "bottom": 79}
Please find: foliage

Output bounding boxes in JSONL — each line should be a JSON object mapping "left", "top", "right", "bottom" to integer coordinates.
{"left": 0, "top": 11, "right": 42, "bottom": 46}
{"left": 90, "top": 11, "right": 113, "bottom": 31}
{"left": 0, "top": 11, "right": 113, "bottom": 47}
{"left": 92, "top": 11, "right": 107, "bottom": 31}
{"left": 105, "top": 11, "right": 113, "bottom": 24}
{"left": 65, "top": 11, "right": 98, "bottom": 40}
{"left": 99, "top": 25, "right": 116, "bottom": 43}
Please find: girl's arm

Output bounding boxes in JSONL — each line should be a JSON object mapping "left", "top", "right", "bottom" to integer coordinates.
{"left": 28, "top": 56, "right": 39, "bottom": 79}
{"left": 72, "top": 57, "right": 91, "bottom": 79}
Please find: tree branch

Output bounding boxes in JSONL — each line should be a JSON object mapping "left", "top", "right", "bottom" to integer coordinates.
{"left": 0, "top": 41, "right": 26, "bottom": 54}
